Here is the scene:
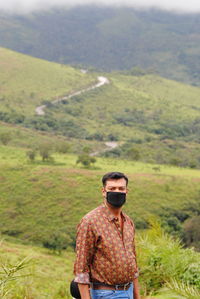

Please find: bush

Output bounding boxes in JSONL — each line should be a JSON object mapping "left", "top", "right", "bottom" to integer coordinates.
{"left": 138, "top": 219, "right": 200, "bottom": 296}
{"left": 56, "top": 141, "right": 71, "bottom": 153}
{"left": 76, "top": 154, "right": 96, "bottom": 168}
{"left": 42, "top": 232, "right": 69, "bottom": 254}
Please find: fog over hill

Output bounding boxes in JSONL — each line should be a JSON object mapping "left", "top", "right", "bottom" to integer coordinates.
{"left": 1, "top": 0, "right": 200, "bottom": 14}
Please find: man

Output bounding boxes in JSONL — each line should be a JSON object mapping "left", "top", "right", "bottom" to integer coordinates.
{"left": 74, "top": 172, "right": 140, "bottom": 299}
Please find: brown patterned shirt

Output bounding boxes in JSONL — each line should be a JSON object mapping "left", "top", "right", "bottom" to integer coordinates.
{"left": 74, "top": 204, "right": 139, "bottom": 285}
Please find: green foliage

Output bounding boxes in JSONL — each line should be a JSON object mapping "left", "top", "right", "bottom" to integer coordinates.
{"left": 76, "top": 154, "right": 96, "bottom": 168}
{"left": 0, "top": 240, "right": 74, "bottom": 298}
{"left": 0, "top": 255, "right": 32, "bottom": 298}
{"left": 138, "top": 220, "right": 200, "bottom": 297}
{"left": 42, "top": 232, "right": 68, "bottom": 254}
{"left": 166, "top": 279, "right": 200, "bottom": 299}
{"left": 55, "top": 141, "right": 71, "bottom": 154}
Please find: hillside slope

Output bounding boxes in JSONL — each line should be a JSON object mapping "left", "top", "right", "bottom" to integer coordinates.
{"left": 0, "top": 7, "right": 200, "bottom": 85}
{"left": 1, "top": 143, "right": 200, "bottom": 248}
{"left": 0, "top": 47, "right": 95, "bottom": 115}
{"left": 1, "top": 47, "right": 200, "bottom": 167}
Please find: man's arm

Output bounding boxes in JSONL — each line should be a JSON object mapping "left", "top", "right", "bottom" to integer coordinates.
{"left": 78, "top": 283, "right": 91, "bottom": 299}
{"left": 133, "top": 278, "right": 141, "bottom": 299}
{"left": 74, "top": 218, "right": 96, "bottom": 291}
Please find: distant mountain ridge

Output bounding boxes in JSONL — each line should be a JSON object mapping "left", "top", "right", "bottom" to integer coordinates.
{"left": 0, "top": 6, "right": 200, "bottom": 85}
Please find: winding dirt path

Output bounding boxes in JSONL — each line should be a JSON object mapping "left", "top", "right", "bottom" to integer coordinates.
{"left": 35, "top": 76, "right": 109, "bottom": 116}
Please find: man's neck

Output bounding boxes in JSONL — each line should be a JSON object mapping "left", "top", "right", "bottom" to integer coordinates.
{"left": 104, "top": 201, "right": 122, "bottom": 218}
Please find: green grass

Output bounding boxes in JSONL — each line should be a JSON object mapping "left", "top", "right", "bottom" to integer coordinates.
{"left": 0, "top": 47, "right": 96, "bottom": 115}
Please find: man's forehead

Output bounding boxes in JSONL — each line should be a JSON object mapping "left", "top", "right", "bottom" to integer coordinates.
{"left": 105, "top": 178, "right": 127, "bottom": 186}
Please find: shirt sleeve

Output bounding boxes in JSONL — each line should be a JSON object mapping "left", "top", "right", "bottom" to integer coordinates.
{"left": 74, "top": 217, "right": 97, "bottom": 284}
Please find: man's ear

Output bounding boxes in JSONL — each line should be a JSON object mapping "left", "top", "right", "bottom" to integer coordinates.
{"left": 102, "top": 187, "right": 106, "bottom": 198}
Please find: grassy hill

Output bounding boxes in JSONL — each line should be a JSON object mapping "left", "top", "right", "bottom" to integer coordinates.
{"left": 0, "top": 47, "right": 95, "bottom": 115}
{"left": 42, "top": 72, "right": 200, "bottom": 167}
{"left": 1, "top": 47, "right": 200, "bottom": 167}
{"left": 0, "top": 140, "right": 200, "bottom": 250}
{"left": 0, "top": 7, "right": 200, "bottom": 85}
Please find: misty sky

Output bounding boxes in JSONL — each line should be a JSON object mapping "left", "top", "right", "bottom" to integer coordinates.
{"left": 1, "top": 0, "right": 200, "bottom": 14}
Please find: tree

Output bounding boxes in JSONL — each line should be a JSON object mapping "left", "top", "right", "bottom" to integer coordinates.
{"left": 76, "top": 154, "right": 96, "bottom": 168}
{"left": 39, "top": 142, "right": 53, "bottom": 162}
{"left": 55, "top": 141, "right": 71, "bottom": 153}
{"left": 42, "top": 232, "right": 69, "bottom": 254}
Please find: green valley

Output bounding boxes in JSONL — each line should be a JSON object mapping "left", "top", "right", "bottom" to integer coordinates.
{"left": 0, "top": 46, "right": 200, "bottom": 299}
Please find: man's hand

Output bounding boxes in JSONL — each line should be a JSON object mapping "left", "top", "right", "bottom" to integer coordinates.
{"left": 78, "top": 283, "right": 91, "bottom": 299}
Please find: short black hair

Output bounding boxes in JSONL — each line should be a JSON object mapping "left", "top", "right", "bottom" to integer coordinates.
{"left": 102, "top": 172, "right": 128, "bottom": 187}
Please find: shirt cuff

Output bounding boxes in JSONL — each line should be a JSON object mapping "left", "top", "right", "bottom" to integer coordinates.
{"left": 74, "top": 272, "right": 90, "bottom": 284}
{"left": 133, "top": 271, "right": 139, "bottom": 279}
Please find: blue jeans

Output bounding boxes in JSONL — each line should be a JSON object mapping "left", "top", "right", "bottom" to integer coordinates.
{"left": 90, "top": 283, "right": 134, "bottom": 299}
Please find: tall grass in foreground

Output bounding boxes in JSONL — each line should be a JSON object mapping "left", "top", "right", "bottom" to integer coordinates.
{"left": 0, "top": 251, "right": 33, "bottom": 298}
{"left": 138, "top": 220, "right": 200, "bottom": 298}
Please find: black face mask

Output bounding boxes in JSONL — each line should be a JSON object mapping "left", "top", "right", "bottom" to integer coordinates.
{"left": 106, "top": 192, "right": 126, "bottom": 208}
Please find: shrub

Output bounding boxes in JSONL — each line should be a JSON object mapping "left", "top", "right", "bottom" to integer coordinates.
{"left": 56, "top": 141, "right": 71, "bottom": 153}
{"left": 76, "top": 154, "right": 96, "bottom": 168}
{"left": 42, "top": 232, "right": 70, "bottom": 254}
{"left": 138, "top": 219, "right": 200, "bottom": 296}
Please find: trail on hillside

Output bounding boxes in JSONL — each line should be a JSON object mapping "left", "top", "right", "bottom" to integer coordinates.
{"left": 35, "top": 76, "right": 109, "bottom": 116}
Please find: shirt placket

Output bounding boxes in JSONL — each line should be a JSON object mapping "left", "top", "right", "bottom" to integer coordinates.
{"left": 113, "top": 218, "right": 125, "bottom": 246}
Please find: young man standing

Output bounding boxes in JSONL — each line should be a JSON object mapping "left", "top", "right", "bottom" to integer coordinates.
{"left": 74, "top": 172, "right": 140, "bottom": 299}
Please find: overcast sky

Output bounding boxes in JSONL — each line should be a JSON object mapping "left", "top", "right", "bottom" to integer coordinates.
{"left": 1, "top": 0, "right": 200, "bottom": 14}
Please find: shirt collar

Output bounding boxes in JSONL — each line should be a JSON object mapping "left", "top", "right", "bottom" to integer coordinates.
{"left": 101, "top": 203, "right": 126, "bottom": 222}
